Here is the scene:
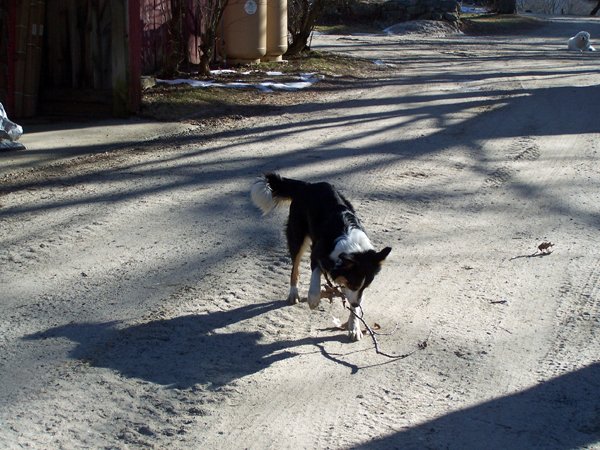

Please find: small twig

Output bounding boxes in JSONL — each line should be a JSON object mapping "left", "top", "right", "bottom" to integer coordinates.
{"left": 346, "top": 305, "right": 418, "bottom": 359}
{"left": 372, "top": 322, "right": 399, "bottom": 336}
{"left": 320, "top": 281, "right": 428, "bottom": 359}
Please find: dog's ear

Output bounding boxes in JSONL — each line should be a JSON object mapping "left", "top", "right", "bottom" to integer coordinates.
{"left": 376, "top": 247, "right": 392, "bottom": 264}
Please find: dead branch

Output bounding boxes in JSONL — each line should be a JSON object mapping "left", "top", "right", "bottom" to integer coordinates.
{"left": 345, "top": 305, "right": 419, "bottom": 359}
{"left": 321, "top": 284, "right": 428, "bottom": 359}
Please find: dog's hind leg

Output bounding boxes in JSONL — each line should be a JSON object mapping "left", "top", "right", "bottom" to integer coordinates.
{"left": 307, "top": 266, "right": 322, "bottom": 310}
{"left": 287, "top": 240, "right": 308, "bottom": 304}
{"left": 286, "top": 216, "right": 309, "bottom": 305}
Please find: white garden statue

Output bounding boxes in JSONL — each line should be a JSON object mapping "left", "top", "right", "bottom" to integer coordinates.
{"left": 0, "top": 102, "right": 24, "bottom": 150}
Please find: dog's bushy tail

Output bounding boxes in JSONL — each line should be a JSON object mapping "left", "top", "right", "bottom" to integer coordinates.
{"left": 251, "top": 173, "right": 307, "bottom": 215}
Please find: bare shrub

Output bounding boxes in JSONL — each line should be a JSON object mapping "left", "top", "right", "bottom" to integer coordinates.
{"left": 286, "top": 0, "right": 326, "bottom": 56}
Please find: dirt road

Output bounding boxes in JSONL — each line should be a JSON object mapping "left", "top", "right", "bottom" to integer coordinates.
{"left": 1, "top": 15, "right": 599, "bottom": 449}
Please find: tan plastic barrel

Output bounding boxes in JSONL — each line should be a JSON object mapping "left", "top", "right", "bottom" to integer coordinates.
{"left": 264, "top": 0, "right": 288, "bottom": 61}
{"left": 222, "top": 0, "right": 267, "bottom": 64}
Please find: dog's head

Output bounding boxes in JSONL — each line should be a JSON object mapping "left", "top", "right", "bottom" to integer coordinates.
{"left": 578, "top": 31, "right": 590, "bottom": 45}
{"left": 572, "top": 31, "right": 591, "bottom": 49}
{"left": 330, "top": 247, "right": 392, "bottom": 307}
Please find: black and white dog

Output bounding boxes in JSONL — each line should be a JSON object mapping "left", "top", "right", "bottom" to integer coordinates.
{"left": 251, "top": 173, "right": 391, "bottom": 341}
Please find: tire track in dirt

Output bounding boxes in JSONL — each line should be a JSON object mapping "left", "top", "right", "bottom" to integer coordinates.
{"left": 539, "top": 259, "right": 600, "bottom": 378}
{"left": 511, "top": 136, "right": 541, "bottom": 162}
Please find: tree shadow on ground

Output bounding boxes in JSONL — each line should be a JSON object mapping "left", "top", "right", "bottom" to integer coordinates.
{"left": 356, "top": 362, "right": 600, "bottom": 450}
{"left": 24, "top": 300, "right": 351, "bottom": 388}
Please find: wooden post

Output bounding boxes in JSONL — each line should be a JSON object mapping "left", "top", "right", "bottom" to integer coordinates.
{"left": 128, "top": 0, "right": 141, "bottom": 114}
{"left": 85, "top": 0, "right": 101, "bottom": 89}
{"left": 111, "top": 0, "right": 128, "bottom": 116}
{"left": 23, "top": 0, "right": 45, "bottom": 117}
{"left": 67, "top": 0, "right": 81, "bottom": 88}
{"left": 14, "top": 0, "right": 30, "bottom": 117}
{"left": 6, "top": 0, "right": 17, "bottom": 115}
{"left": 111, "top": 0, "right": 141, "bottom": 116}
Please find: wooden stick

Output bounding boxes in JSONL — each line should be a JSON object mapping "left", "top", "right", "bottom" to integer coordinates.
{"left": 320, "top": 283, "right": 427, "bottom": 359}
{"left": 344, "top": 304, "right": 418, "bottom": 359}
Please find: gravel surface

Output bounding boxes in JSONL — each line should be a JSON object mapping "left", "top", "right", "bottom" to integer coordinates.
{"left": 1, "top": 15, "right": 599, "bottom": 449}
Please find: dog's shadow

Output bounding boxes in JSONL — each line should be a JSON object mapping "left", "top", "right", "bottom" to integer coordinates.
{"left": 24, "top": 300, "right": 352, "bottom": 388}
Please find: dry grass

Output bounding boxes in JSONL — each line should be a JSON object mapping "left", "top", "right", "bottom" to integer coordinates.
{"left": 141, "top": 51, "right": 379, "bottom": 124}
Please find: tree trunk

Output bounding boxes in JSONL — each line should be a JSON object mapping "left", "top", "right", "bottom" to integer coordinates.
{"left": 197, "top": 0, "right": 228, "bottom": 76}
{"left": 285, "top": 0, "right": 324, "bottom": 57}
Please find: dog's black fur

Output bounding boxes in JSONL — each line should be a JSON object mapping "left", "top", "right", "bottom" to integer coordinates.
{"left": 251, "top": 173, "right": 391, "bottom": 340}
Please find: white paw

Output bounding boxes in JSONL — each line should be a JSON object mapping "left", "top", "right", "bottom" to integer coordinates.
{"left": 348, "top": 325, "right": 363, "bottom": 341}
{"left": 307, "top": 290, "right": 321, "bottom": 310}
{"left": 347, "top": 311, "right": 363, "bottom": 341}
{"left": 307, "top": 267, "right": 322, "bottom": 310}
{"left": 287, "top": 286, "right": 300, "bottom": 305}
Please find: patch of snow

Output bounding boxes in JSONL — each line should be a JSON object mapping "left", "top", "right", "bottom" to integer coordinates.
{"left": 156, "top": 73, "right": 323, "bottom": 92}
{"left": 373, "top": 59, "right": 397, "bottom": 68}
{"left": 460, "top": 4, "right": 489, "bottom": 14}
{"left": 210, "top": 69, "right": 238, "bottom": 75}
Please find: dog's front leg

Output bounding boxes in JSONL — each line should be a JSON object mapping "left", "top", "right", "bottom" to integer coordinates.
{"left": 307, "top": 267, "right": 322, "bottom": 310}
{"left": 347, "top": 305, "right": 363, "bottom": 341}
{"left": 346, "top": 289, "right": 364, "bottom": 341}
